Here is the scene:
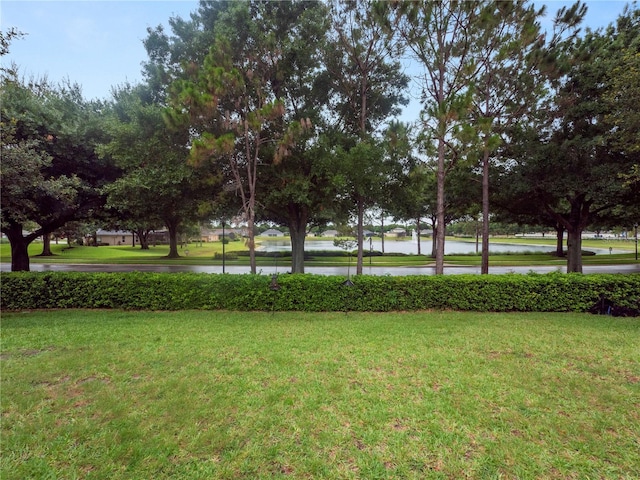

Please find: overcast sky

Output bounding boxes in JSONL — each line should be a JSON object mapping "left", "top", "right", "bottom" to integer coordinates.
{"left": 1, "top": 0, "right": 631, "bottom": 122}
{"left": 2, "top": 1, "right": 198, "bottom": 97}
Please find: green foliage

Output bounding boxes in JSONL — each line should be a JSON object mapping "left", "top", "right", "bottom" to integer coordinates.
{"left": 494, "top": 6, "right": 640, "bottom": 273}
{"left": 333, "top": 238, "right": 357, "bottom": 251}
{"left": 2, "top": 272, "right": 638, "bottom": 313}
{"left": 1, "top": 75, "right": 118, "bottom": 270}
{"left": 101, "top": 84, "right": 217, "bottom": 260}
{"left": 213, "top": 252, "right": 237, "bottom": 260}
{"left": 235, "top": 250, "right": 291, "bottom": 258}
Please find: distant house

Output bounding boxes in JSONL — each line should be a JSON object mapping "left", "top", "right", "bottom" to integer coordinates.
{"left": 201, "top": 228, "right": 239, "bottom": 242}
{"left": 95, "top": 229, "right": 135, "bottom": 246}
{"left": 262, "top": 228, "right": 284, "bottom": 237}
{"left": 148, "top": 230, "right": 170, "bottom": 245}
{"left": 321, "top": 229, "right": 339, "bottom": 237}
{"left": 200, "top": 229, "right": 217, "bottom": 242}
{"left": 387, "top": 228, "right": 407, "bottom": 238}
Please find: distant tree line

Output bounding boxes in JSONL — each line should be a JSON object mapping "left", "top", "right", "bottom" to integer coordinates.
{"left": 2, "top": 0, "right": 638, "bottom": 273}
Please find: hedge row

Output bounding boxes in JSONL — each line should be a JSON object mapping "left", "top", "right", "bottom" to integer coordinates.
{"left": 236, "top": 250, "right": 388, "bottom": 258}
{"left": 2, "top": 272, "right": 639, "bottom": 312}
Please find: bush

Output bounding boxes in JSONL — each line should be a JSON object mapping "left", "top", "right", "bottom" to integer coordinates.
{"left": 303, "top": 250, "right": 349, "bottom": 258}
{"left": 2, "top": 272, "right": 638, "bottom": 313}
{"left": 236, "top": 251, "right": 292, "bottom": 258}
{"left": 546, "top": 250, "right": 597, "bottom": 257}
{"left": 214, "top": 252, "right": 238, "bottom": 260}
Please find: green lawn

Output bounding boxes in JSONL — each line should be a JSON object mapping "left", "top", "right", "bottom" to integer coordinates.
{"left": 0, "top": 240, "right": 247, "bottom": 264}
{"left": 454, "top": 235, "right": 637, "bottom": 252}
{"left": 1, "top": 237, "right": 637, "bottom": 267}
{"left": 2, "top": 310, "right": 639, "bottom": 479}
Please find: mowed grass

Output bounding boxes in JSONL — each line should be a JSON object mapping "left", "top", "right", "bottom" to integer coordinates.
{"left": 2, "top": 310, "right": 639, "bottom": 479}
{"left": 454, "top": 236, "right": 637, "bottom": 252}
{"left": 1, "top": 238, "right": 637, "bottom": 267}
{"left": 0, "top": 241, "right": 431, "bottom": 267}
{"left": 0, "top": 241, "right": 249, "bottom": 264}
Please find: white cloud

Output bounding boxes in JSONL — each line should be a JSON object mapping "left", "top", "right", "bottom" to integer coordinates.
{"left": 64, "top": 15, "right": 108, "bottom": 52}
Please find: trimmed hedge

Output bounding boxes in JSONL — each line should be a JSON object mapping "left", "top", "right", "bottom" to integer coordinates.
{"left": 1, "top": 271, "right": 638, "bottom": 312}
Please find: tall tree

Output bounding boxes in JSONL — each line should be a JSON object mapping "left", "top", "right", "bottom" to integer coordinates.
{"left": 1, "top": 76, "right": 116, "bottom": 271}
{"left": 100, "top": 84, "right": 215, "bottom": 258}
{"left": 604, "top": 6, "right": 640, "bottom": 159}
{"left": 468, "top": 0, "right": 545, "bottom": 274}
{"left": 168, "top": 1, "right": 305, "bottom": 273}
{"left": 378, "top": 121, "right": 424, "bottom": 250}
{"left": 327, "top": 0, "right": 408, "bottom": 274}
{"left": 490, "top": 2, "right": 589, "bottom": 261}
{"left": 259, "top": 138, "right": 338, "bottom": 274}
{"left": 333, "top": 137, "right": 398, "bottom": 265}
{"left": 500, "top": 7, "right": 640, "bottom": 272}
{"left": 385, "top": 1, "right": 481, "bottom": 274}
{"left": 142, "top": 1, "right": 231, "bottom": 102}
{"left": 249, "top": 0, "right": 334, "bottom": 274}
{"left": 0, "top": 27, "right": 25, "bottom": 77}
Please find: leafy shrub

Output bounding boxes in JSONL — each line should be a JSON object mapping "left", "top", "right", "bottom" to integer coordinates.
{"left": 1, "top": 272, "right": 638, "bottom": 313}
{"left": 302, "top": 251, "right": 412, "bottom": 258}
{"left": 236, "top": 251, "right": 292, "bottom": 258}
{"left": 547, "top": 250, "right": 597, "bottom": 257}
{"left": 303, "top": 250, "right": 350, "bottom": 258}
{"left": 214, "top": 252, "right": 238, "bottom": 260}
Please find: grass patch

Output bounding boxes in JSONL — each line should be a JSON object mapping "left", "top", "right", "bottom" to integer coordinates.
{"left": 1, "top": 237, "right": 637, "bottom": 268}
{"left": 444, "top": 252, "right": 639, "bottom": 266}
{"left": 454, "top": 236, "right": 637, "bottom": 252}
{"left": 0, "top": 241, "right": 248, "bottom": 264}
{"left": 2, "top": 310, "right": 639, "bottom": 479}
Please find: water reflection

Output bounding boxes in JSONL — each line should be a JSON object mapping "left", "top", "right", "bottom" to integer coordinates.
{"left": 259, "top": 239, "right": 558, "bottom": 255}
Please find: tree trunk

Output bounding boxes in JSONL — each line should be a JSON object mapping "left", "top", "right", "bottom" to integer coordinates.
{"left": 356, "top": 197, "right": 364, "bottom": 275}
{"left": 416, "top": 217, "right": 421, "bottom": 255}
{"left": 166, "top": 218, "right": 180, "bottom": 258}
{"left": 40, "top": 234, "right": 53, "bottom": 256}
{"left": 431, "top": 223, "right": 438, "bottom": 258}
{"left": 380, "top": 214, "right": 385, "bottom": 254}
{"left": 136, "top": 229, "right": 150, "bottom": 250}
{"left": 550, "top": 197, "right": 589, "bottom": 273}
{"left": 435, "top": 136, "right": 446, "bottom": 274}
{"left": 566, "top": 228, "right": 583, "bottom": 273}
{"left": 481, "top": 144, "right": 490, "bottom": 274}
{"left": 247, "top": 214, "right": 257, "bottom": 274}
{"left": 555, "top": 224, "right": 565, "bottom": 257}
{"left": 5, "top": 223, "right": 31, "bottom": 272}
{"left": 288, "top": 205, "right": 308, "bottom": 274}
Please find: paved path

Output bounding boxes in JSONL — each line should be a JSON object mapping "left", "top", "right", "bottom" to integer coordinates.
{"left": 2, "top": 263, "right": 639, "bottom": 275}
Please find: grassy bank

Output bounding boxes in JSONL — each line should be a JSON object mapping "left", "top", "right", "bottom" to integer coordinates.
{"left": 2, "top": 310, "right": 639, "bottom": 479}
{"left": 1, "top": 237, "right": 637, "bottom": 267}
{"left": 454, "top": 235, "right": 637, "bottom": 251}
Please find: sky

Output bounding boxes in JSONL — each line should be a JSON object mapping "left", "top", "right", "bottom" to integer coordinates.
{"left": 1, "top": 0, "right": 632, "bottom": 122}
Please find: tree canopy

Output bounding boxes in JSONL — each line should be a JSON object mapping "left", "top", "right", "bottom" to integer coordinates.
{"left": 1, "top": 75, "right": 117, "bottom": 270}
{"left": 2, "top": 2, "right": 638, "bottom": 274}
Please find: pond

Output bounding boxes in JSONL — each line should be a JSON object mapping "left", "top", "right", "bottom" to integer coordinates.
{"left": 258, "top": 239, "right": 560, "bottom": 255}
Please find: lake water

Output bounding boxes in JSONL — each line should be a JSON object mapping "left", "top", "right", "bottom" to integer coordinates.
{"left": 258, "top": 239, "right": 559, "bottom": 255}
